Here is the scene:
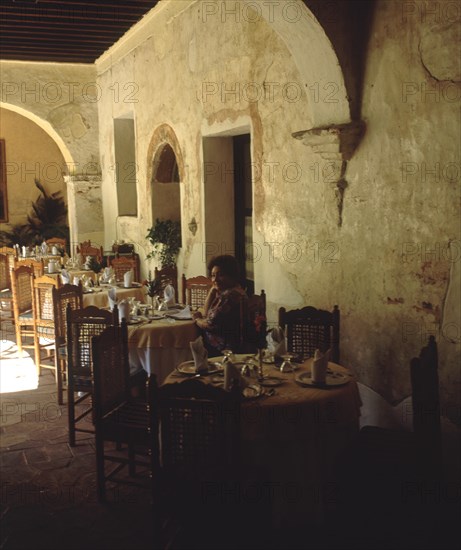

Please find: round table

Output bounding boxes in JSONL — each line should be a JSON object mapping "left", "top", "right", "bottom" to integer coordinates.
{"left": 164, "top": 356, "right": 362, "bottom": 527}
{"left": 127, "top": 317, "right": 199, "bottom": 382}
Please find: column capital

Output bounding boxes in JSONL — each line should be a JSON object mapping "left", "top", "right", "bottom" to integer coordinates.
{"left": 292, "top": 120, "right": 365, "bottom": 161}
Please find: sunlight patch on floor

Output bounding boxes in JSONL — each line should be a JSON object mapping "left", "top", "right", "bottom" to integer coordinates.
{"left": 0, "top": 339, "right": 39, "bottom": 393}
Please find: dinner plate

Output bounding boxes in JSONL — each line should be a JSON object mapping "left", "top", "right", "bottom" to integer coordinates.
{"left": 258, "top": 376, "right": 284, "bottom": 387}
{"left": 116, "top": 282, "right": 142, "bottom": 288}
{"left": 295, "top": 371, "right": 349, "bottom": 387}
{"left": 165, "top": 313, "right": 193, "bottom": 320}
{"left": 148, "top": 314, "right": 164, "bottom": 320}
{"left": 176, "top": 361, "right": 223, "bottom": 375}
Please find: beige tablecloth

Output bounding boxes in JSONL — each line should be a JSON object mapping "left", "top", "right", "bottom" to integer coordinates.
{"left": 127, "top": 318, "right": 199, "bottom": 382}
{"left": 164, "top": 357, "right": 362, "bottom": 527}
{"left": 82, "top": 286, "right": 145, "bottom": 308}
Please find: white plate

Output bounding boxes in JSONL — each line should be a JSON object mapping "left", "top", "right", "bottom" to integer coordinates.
{"left": 177, "top": 361, "right": 223, "bottom": 375}
{"left": 126, "top": 318, "right": 143, "bottom": 325}
{"left": 116, "top": 283, "right": 142, "bottom": 288}
{"left": 295, "top": 371, "right": 349, "bottom": 387}
{"left": 148, "top": 314, "right": 164, "bottom": 320}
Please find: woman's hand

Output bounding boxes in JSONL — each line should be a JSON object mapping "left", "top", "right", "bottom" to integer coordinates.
{"left": 192, "top": 310, "right": 203, "bottom": 320}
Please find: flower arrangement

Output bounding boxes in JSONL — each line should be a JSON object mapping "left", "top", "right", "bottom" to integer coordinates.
{"left": 143, "top": 270, "right": 165, "bottom": 298}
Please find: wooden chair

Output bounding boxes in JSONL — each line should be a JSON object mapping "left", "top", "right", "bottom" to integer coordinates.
{"left": 32, "top": 274, "right": 61, "bottom": 379}
{"left": 77, "top": 240, "right": 103, "bottom": 262}
{"left": 181, "top": 274, "right": 212, "bottom": 310}
{"left": 109, "top": 253, "right": 140, "bottom": 282}
{"left": 0, "top": 252, "right": 15, "bottom": 333}
{"left": 14, "top": 257, "right": 44, "bottom": 278}
{"left": 278, "top": 304, "right": 340, "bottom": 362}
{"left": 66, "top": 304, "right": 119, "bottom": 446}
{"left": 92, "top": 323, "right": 158, "bottom": 502}
{"left": 240, "top": 289, "right": 267, "bottom": 352}
{"left": 52, "top": 283, "right": 83, "bottom": 405}
{"left": 46, "top": 237, "right": 66, "bottom": 249}
{"left": 154, "top": 378, "right": 241, "bottom": 542}
{"left": 155, "top": 265, "right": 178, "bottom": 298}
{"left": 10, "top": 265, "right": 35, "bottom": 356}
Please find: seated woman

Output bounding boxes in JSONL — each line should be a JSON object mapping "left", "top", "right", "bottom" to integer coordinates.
{"left": 193, "top": 255, "right": 247, "bottom": 356}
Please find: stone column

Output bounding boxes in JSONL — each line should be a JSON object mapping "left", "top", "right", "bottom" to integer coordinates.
{"left": 293, "top": 121, "right": 365, "bottom": 226}
{"left": 64, "top": 175, "right": 104, "bottom": 255}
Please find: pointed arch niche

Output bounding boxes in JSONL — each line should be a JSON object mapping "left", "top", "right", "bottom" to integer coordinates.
{"left": 147, "top": 125, "right": 184, "bottom": 230}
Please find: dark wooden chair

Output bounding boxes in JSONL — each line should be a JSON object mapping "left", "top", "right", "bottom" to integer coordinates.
{"left": 240, "top": 289, "right": 267, "bottom": 351}
{"left": 10, "top": 265, "right": 35, "bottom": 356}
{"left": 46, "top": 237, "right": 66, "bottom": 249}
{"left": 155, "top": 265, "right": 178, "bottom": 299}
{"left": 66, "top": 304, "right": 119, "bottom": 446}
{"left": 278, "top": 304, "right": 340, "bottom": 362}
{"left": 181, "top": 274, "right": 212, "bottom": 310}
{"left": 92, "top": 322, "right": 158, "bottom": 502}
{"left": 109, "top": 253, "right": 140, "bottom": 282}
{"left": 52, "top": 283, "right": 83, "bottom": 405}
{"left": 32, "top": 274, "right": 61, "bottom": 380}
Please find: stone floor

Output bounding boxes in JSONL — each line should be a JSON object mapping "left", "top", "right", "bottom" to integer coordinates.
{"left": 1, "top": 327, "right": 460, "bottom": 550}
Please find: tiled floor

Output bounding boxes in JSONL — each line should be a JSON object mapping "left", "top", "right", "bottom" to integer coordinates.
{"left": 1, "top": 326, "right": 460, "bottom": 550}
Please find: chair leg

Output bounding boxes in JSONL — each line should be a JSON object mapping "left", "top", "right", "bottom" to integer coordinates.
{"left": 33, "top": 333, "right": 41, "bottom": 377}
{"left": 15, "top": 322, "right": 23, "bottom": 354}
{"left": 95, "top": 430, "right": 106, "bottom": 502}
{"left": 68, "top": 385, "right": 76, "bottom": 447}
{"left": 54, "top": 349, "right": 64, "bottom": 405}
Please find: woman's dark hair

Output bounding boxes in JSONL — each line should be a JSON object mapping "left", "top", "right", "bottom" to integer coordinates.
{"left": 207, "top": 254, "right": 240, "bottom": 282}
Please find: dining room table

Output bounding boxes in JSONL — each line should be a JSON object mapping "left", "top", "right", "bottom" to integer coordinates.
{"left": 163, "top": 355, "right": 362, "bottom": 528}
{"left": 126, "top": 311, "right": 200, "bottom": 382}
{"left": 82, "top": 283, "right": 146, "bottom": 308}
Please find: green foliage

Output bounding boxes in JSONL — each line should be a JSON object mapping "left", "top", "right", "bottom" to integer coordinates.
{"left": 0, "top": 179, "right": 69, "bottom": 248}
{"left": 86, "top": 256, "right": 103, "bottom": 274}
{"left": 146, "top": 219, "right": 181, "bottom": 268}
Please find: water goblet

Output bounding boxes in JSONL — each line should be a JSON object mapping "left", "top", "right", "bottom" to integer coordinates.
{"left": 280, "top": 353, "right": 297, "bottom": 373}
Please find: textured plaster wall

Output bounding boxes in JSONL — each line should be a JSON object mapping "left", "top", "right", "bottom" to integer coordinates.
{"left": 96, "top": 0, "right": 460, "bottom": 425}
{"left": 0, "top": 108, "right": 67, "bottom": 227}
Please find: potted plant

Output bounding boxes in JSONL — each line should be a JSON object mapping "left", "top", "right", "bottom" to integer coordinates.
{"left": 146, "top": 218, "right": 181, "bottom": 268}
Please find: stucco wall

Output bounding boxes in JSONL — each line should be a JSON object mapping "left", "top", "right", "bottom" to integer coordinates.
{"left": 0, "top": 108, "right": 67, "bottom": 227}
{"left": 95, "top": 0, "right": 460, "bottom": 425}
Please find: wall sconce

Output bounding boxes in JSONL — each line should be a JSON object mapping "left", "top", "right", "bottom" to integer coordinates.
{"left": 188, "top": 217, "right": 198, "bottom": 236}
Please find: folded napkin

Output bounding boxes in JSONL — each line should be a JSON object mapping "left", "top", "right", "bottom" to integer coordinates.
{"left": 124, "top": 269, "right": 134, "bottom": 288}
{"left": 108, "top": 287, "right": 118, "bottom": 311}
{"left": 61, "top": 269, "right": 71, "bottom": 285}
{"left": 163, "top": 284, "right": 176, "bottom": 308}
{"left": 72, "top": 276, "right": 81, "bottom": 286}
{"left": 267, "top": 326, "right": 287, "bottom": 357}
{"left": 167, "top": 305, "right": 192, "bottom": 320}
{"left": 311, "top": 348, "right": 330, "bottom": 383}
{"left": 102, "top": 267, "right": 115, "bottom": 283}
{"left": 190, "top": 336, "right": 208, "bottom": 373}
{"left": 118, "top": 299, "right": 131, "bottom": 322}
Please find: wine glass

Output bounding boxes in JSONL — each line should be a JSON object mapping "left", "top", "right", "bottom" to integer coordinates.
{"left": 221, "top": 349, "right": 234, "bottom": 365}
{"left": 280, "top": 352, "right": 297, "bottom": 373}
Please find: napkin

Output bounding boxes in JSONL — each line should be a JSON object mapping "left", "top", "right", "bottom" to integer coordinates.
{"left": 311, "top": 348, "right": 330, "bottom": 383}
{"left": 118, "top": 299, "right": 131, "bottom": 322}
{"left": 72, "top": 276, "right": 81, "bottom": 286}
{"left": 124, "top": 269, "right": 133, "bottom": 288}
{"left": 190, "top": 336, "right": 209, "bottom": 373}
{"left": 108, "top": 287, "right": 118, "bottom": 311}
{"left": 61, "top": 269, "right": 71, "bottom": 284}
{"left": 167, "top": 305, "right": 192, "bottom": 320}
{"left": 102, "top": 267, "right": 114, "bottom": 283}
{"left": 267, "top": 327, "right": 287, "bottom": 357}
{"left": 163, "top": 284, "right": 176, "bottom": 308}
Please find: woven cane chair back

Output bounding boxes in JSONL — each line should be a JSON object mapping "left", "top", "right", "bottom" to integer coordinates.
{"left": 109, "top": 254, "right": 139, "bottom": 282}
{"left": 52, "top": 283, "right": 83, "bottom": 341}
{"left": 278, "top": 305, "right": 340, "bottom": 363}
{"left": 14, "top": 258, "right": 44, "bottom": 278}
{"left": 181, "top": 275, "right": 212, "bottom": 310}
{"left": 11, "top": 265, "right": 34, "bottom": 315}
